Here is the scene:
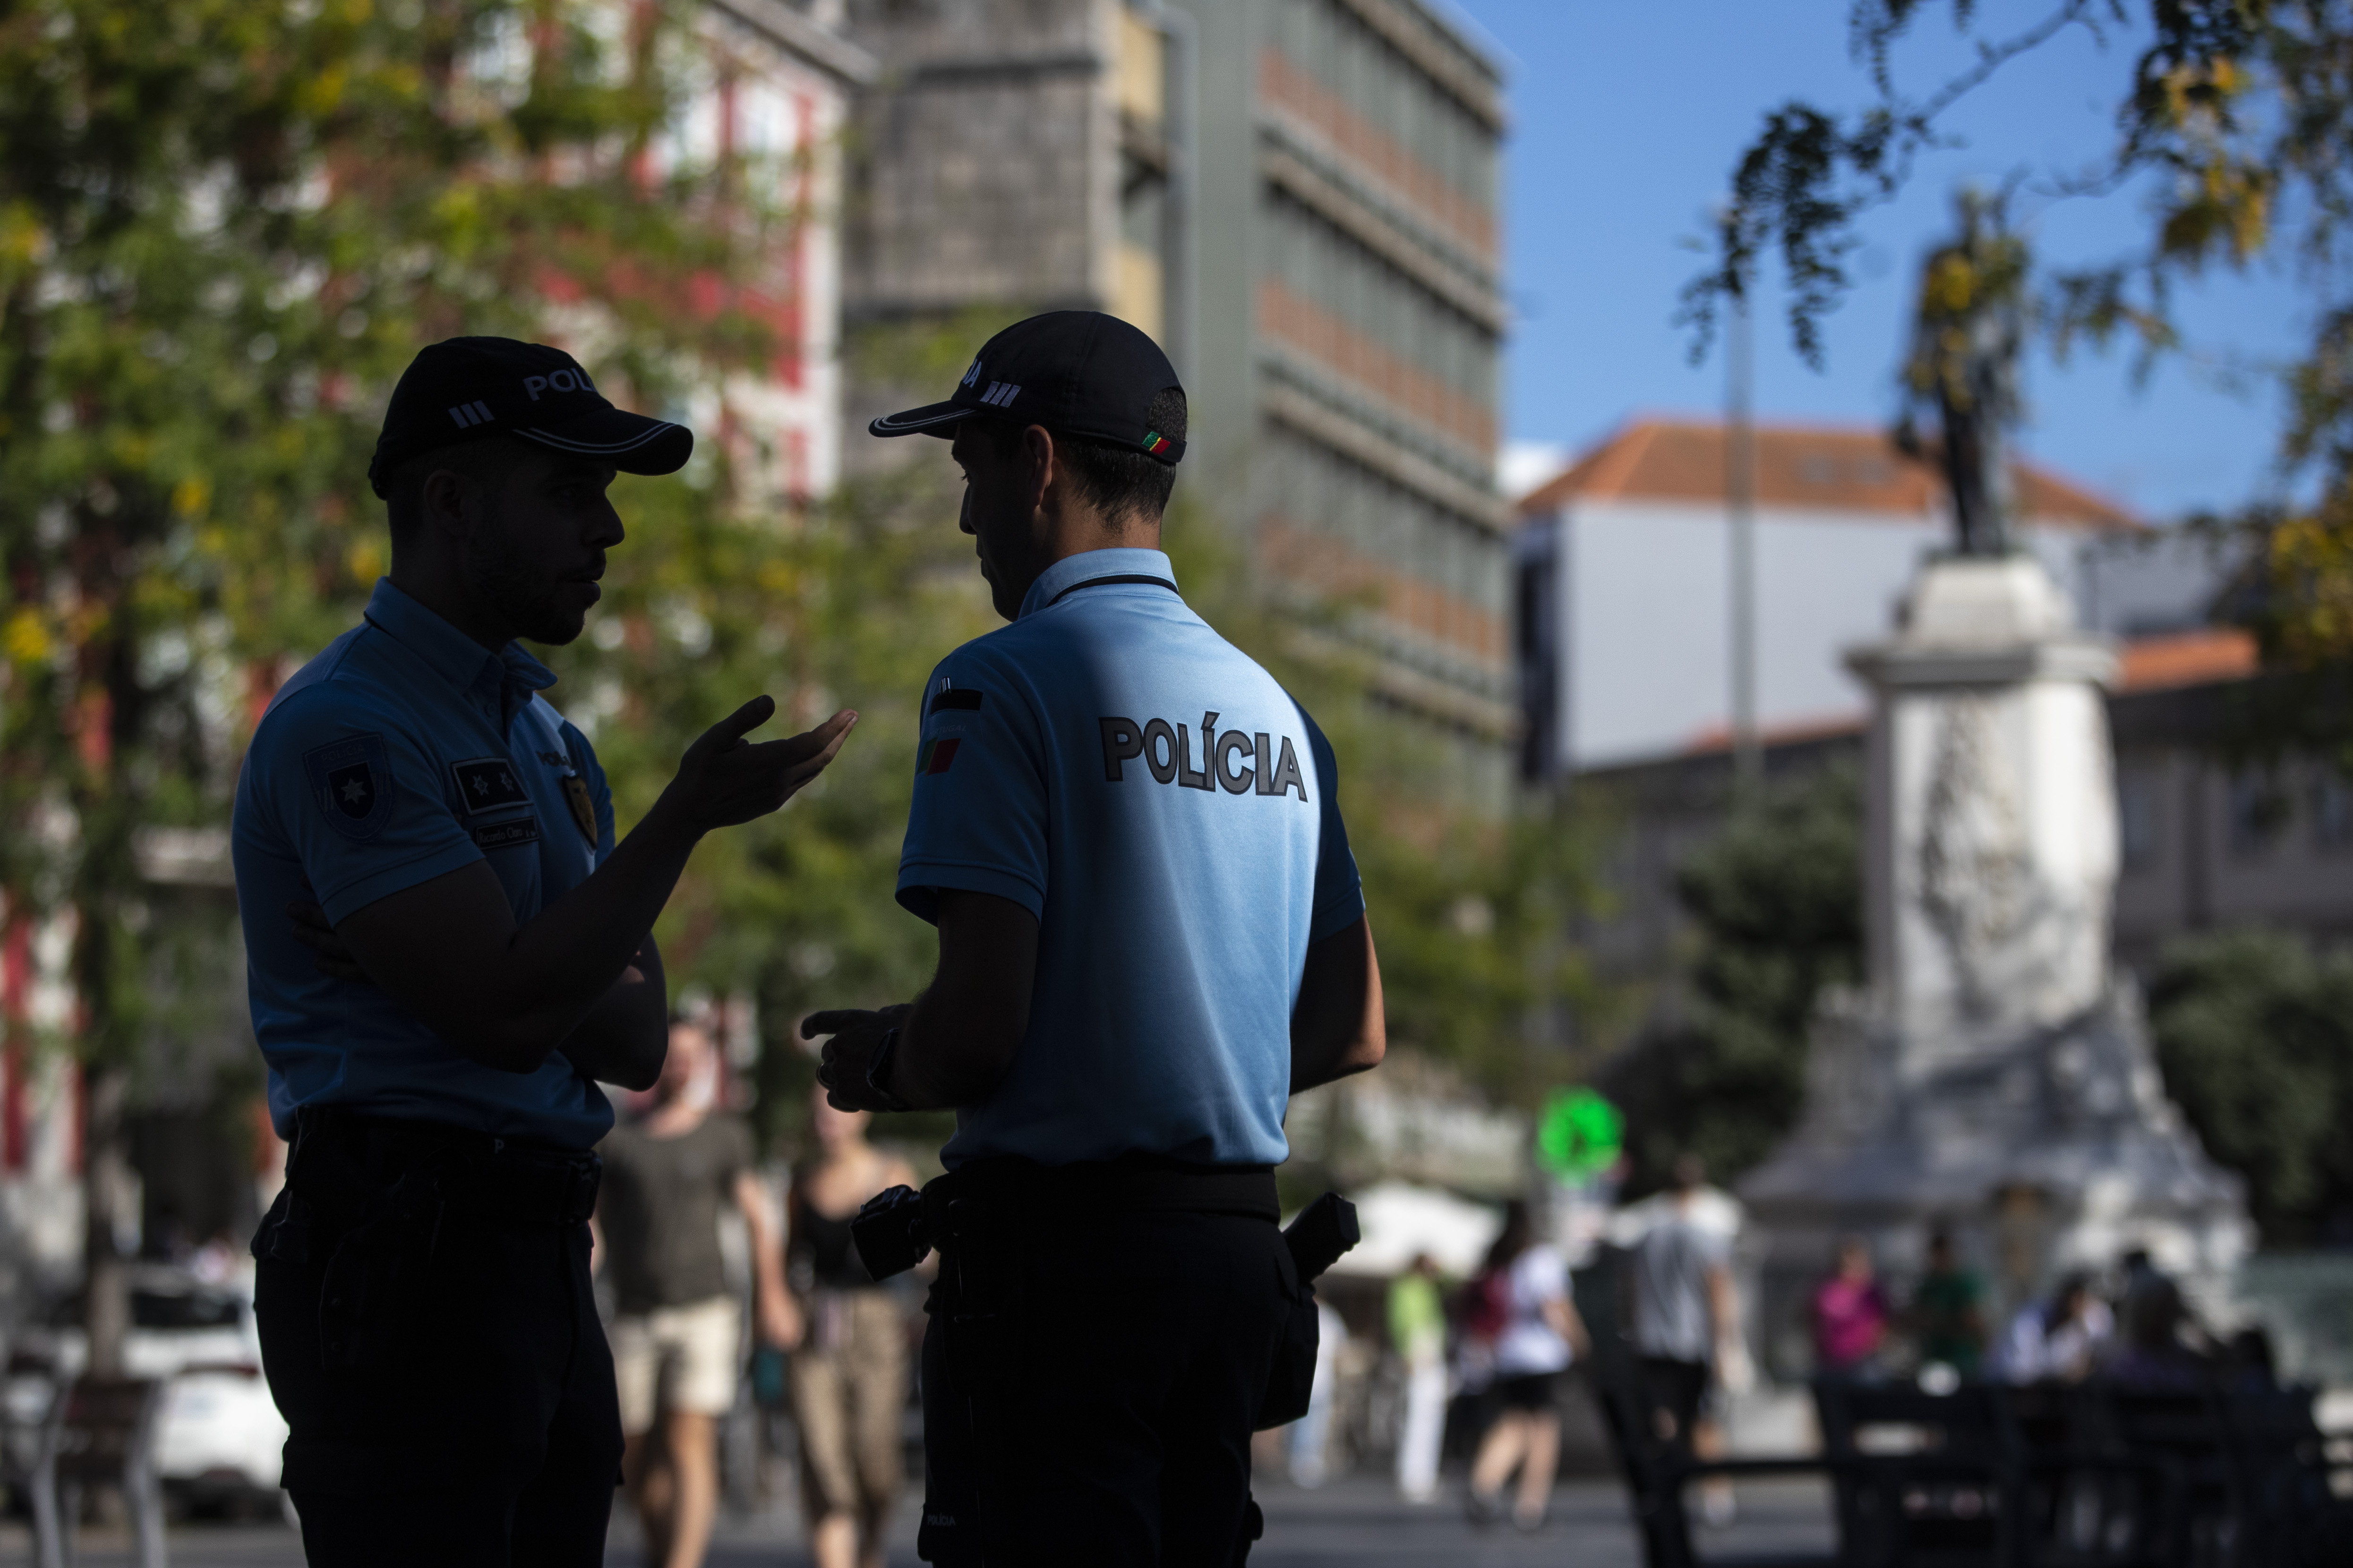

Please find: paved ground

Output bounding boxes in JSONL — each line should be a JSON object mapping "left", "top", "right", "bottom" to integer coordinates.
{"left": 0, "top": 1474, "right": 1841, "bottom": 1565}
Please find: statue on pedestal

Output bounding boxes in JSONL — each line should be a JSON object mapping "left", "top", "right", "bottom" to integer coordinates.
{"left": 1735, "top": 196, "right": 2249, "bottom": 1379}
{"left": 1896, "top": 189, "right": 2028, "bottom": 559}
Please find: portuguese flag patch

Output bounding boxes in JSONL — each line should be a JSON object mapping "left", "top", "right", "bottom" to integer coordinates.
{"left": 1142, "top": 429, "right": 1173, "bottom": 457}
{"left": 916, "top": 737, "right": 962, "bottom": 776}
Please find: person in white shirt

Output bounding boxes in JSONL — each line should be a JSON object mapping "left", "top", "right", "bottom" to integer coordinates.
{"left": 1992, "top": 1273, "right": 2113, "bottom": 1384}
{"left": 1466, "top": 1200, "right": 1589, "bottom": 1532}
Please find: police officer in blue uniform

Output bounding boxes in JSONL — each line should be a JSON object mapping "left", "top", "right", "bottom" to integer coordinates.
{"left": 232, "top": 336, "right": 856, "bottom": 1566}
{"left": 804, "top": 312, "right": 1387, "bottom": 1566}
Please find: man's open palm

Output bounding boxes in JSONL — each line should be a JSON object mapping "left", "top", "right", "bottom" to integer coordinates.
{"left": 667, "top": 698, "right": 856, "bottom": 833}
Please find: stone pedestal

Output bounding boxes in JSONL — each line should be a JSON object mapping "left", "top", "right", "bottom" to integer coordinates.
{"left": 1738, "top": 555, "right": 2248, "bottom": 1375}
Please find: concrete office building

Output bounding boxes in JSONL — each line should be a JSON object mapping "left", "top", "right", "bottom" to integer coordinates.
{"left": 843, "top": 0, "right": 1514, "bottom": 801}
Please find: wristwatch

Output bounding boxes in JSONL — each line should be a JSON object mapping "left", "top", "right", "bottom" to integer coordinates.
{"left": 864, "top": 1025, "right": 913, "bottom": 1114}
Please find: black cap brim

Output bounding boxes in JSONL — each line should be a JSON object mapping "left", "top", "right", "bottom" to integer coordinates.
{"left": 868, "top": 401, "right": 972, "bottom": 440}
{"left": 514, "top": 405, "right": 694, "bottom": 474}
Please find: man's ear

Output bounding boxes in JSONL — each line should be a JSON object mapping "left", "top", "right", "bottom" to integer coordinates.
{"left": 419, "top": 466, "right": 476, "bottom": 540}
{"left": 1020, "top": 425, "right": 1056, "bottom": 516}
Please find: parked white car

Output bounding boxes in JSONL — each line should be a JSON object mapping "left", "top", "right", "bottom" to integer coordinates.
{"left": 12, "top": 1264, "right": 288, "bottom": 1517}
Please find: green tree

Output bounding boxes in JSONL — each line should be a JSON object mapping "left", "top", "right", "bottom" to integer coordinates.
{"left": 2146, "top": 927, "right": 2353, "bottom": 1244}
{"left": 1600, "top": 763, "right": 1864, "bottom": 1194}
{"left": 0, "top": 0, "right": 788, "bottom": 1370}
{"left": 1689, "top": 1, "right": 2353, "bottom": 693}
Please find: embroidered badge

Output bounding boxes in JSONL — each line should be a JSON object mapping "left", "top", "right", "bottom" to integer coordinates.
{"left": 302, "top": 733, "right": 394, "bottom": 842}
{"left": 473, "top": 817, "right": 541, "bottom": 851}
{"left": 451, "top": 757, "right": 530, "bottom": 814}
{"left": 562, "top": 775, "right": 598, "bottom": 846}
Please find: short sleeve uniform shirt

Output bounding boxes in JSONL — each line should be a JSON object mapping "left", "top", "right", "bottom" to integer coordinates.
{"left": 231, "top": 579, "right": 619, "bottom": 1150}
{"left": 896, "top": 547, "right": 1365, "bottom": 1169}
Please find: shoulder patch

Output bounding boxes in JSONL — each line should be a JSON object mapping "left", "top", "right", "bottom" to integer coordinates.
{"left": 302, "top": 733, "right": 394, "bottom": 842}
{"left": 451, "top": 757, "right": 530, "bottom": 815}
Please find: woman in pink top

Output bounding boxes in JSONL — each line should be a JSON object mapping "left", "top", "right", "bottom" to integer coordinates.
{"left": 1813, "top": 1237, "right": 1889, "bottom": 1376}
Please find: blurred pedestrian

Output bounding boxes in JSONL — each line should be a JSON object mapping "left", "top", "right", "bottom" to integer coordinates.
{"left": 1288, "top": 1300, "right": 1349, "bottom": 1488}
{"left": 784, "top": 1087, "right": 919, "bottom": 1568}
{"left": 1812, "top": 1237, "right": 1889, "bottom": 1377}
{"left": 1466, "top": 1200, "right": 1589, "bottom": 1532}
{"left": 598, "top": 1019, "right": 796, "bottom": 1568}
{"left": 2098, "top": 1275, "right": 2208, "bottom": 1391}
{"left": 1388, "top": 1253, "right": 1448, "bottom": 1505}
{"left": 237, "top": 337, "right": 852, "bottom": 1565}
{"left": 1908, "top": 1229, "right": 1987, "bottom": 1377}
{"left": 1991, "top": 1273, "right": 2110, "bottom": 1384}
{"left": 1629, "top": 1155, "right": 1742, "bottom": 1525}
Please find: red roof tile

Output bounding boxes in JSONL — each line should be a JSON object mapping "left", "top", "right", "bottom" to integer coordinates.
{"left": 1520, "top": 418, "right": 2141, "bottom": 531}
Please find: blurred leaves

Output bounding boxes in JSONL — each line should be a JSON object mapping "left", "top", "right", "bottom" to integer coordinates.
{"left": 1599, "top": 764, "right": 1863, "bottom": 1196}
{"left": 2148, "top": 927, "right": 2353, "bottom": 1244}
{"left": 0, "top": 0, "right": 789, "bottom": 1081}
{"left": 1691, "top": 0, "right": 2353, "bottom": 760}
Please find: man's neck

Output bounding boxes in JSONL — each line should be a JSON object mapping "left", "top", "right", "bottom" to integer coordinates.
{"left": 387, "top": 562, "right": 514, "bottom": 654}
{"left": 1011, "top": 519, "right": 1161, "bottom": 606}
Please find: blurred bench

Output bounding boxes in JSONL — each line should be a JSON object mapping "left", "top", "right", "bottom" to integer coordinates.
{"left": 31, "top": 1374, "right": 167, "bottom": 1568}
{"left": 1592, "top": 1360, "right": 1860, "bottom": 1568}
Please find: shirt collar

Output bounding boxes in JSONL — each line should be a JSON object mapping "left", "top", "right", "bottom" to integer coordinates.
{"left": 1018, "top": 548, "right": 1180, "bottom": 620}
{"left": 362, "top": 578, "right": 557, "bottom": 716}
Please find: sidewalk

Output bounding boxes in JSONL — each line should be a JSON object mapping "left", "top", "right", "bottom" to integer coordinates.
{"left": 0, "top": 1473, "right": 1838, "bottom": 1565}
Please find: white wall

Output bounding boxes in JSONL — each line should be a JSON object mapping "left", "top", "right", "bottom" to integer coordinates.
{"left": 1555, "top": 499, "right": 2108, "bottom": 770}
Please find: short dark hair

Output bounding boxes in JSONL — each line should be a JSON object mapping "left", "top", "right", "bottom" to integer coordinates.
{"left": 986, "top": 385, "right": 1186, "bottom": 525}
{"left": 382, "top": 436, "right": 522, "bottom": 538}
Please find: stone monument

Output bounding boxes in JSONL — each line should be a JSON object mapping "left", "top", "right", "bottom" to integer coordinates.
{"left": 1737, "top": 200, "right": 2250, "bottom": 1372}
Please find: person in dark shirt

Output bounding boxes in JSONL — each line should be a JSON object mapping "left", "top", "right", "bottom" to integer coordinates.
{"left": 784, "top": 1088, "right": 918, "bottom": 1568}
{"left": 596, "top": 1019, "right": 793, "bottom": 1568}
{"left": 1908, "top": 1229, "right": 1987, "bottom": 1377}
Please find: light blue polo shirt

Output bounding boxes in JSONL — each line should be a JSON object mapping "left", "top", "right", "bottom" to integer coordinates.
{"left": 231, "top": 579, "right": 619, "bottom": 1150}
{"left": 898, "top": 547, "right": 1365, "bottom": 1169}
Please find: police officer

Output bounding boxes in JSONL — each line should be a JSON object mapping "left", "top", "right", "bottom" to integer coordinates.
{"left": 804, "top": 312, "right": 1387, "bottom": 1566}
{"left": 231, "top": 336, "right": 856, "bottom": 1565}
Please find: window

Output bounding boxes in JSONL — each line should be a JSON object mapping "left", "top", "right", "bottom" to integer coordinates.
{"left": 2118, "top": 767, "right": 2161, "bottom": 872}
{"left": 2227, "top": 772, "right": 2291, "bottom": 858}
{"left": 2311, "top": 767, "right": 2353, "bottom": 851}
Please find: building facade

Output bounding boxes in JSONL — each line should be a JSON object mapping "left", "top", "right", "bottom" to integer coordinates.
{"left": 684, "top": 0, "right": 877, "bottom": 505}
{"left": 1576, "top": 629, "right": 2353, "bottom": 1025}
{"left": 1515, "top": 420, "right": 2155, "bottom": 779}
{"left": 842, "top": 0, "right": 1514, "bottom": 801}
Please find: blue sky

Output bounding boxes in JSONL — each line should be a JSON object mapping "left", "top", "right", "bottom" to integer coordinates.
{"left": 1449, "top": 0, "right": 2307, "bottom": 521}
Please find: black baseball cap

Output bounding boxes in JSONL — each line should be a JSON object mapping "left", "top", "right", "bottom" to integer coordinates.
{"left": 868, "top": 311, "right": 1186, "bottom": 465}
{"left": 367, "top": 336, "right": 694, "bottom": 497}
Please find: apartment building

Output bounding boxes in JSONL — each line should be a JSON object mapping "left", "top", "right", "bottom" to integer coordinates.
{"left": 842, "top": 0, "right": 1514, "bottom": 802}
{"left": 1514, "top": 419, "right": 2151, "bottom": 779}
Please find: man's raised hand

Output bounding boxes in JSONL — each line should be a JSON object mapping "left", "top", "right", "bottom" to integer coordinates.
{"left": 662, "top": 698, "right": 857, "bottom": 835}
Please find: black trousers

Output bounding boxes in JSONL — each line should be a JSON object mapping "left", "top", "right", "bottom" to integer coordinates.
{"left": 916, "top": 1208, "right": 1297, "bottom": 1568}
{"left": 253, "top": 1153, "right": 621, "bottom": 1565}
{"left": 1637, "top": 1355, "right": 1710, "bottom": 1453}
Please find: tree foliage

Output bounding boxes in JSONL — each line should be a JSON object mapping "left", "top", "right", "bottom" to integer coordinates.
{"left": 1690, "top": 1, "right": 2353, "bottom": 688}
{"left": 2146, "top": 926, "right": 2353, "bottom": 1244}
{"left": 0, "top": 0, "right": 788, "bottom": 1365}
{"left": 1600, "top": 764, "right": 1864, "bottom": 1196}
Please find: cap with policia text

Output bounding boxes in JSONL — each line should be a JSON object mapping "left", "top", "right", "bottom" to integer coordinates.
{"left": 367, "top": 337, "right": 695, "bottom": 498}
{"left": 868, "top": 311, "right": 1185, "bottom": 465}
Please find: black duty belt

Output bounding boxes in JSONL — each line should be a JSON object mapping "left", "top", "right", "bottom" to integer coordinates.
{"left": 289, "top": 1107, "right": 601, "bottom": 1230}
{"left": 931, "top": 1154, "right": 1279, "bottom": 1223}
